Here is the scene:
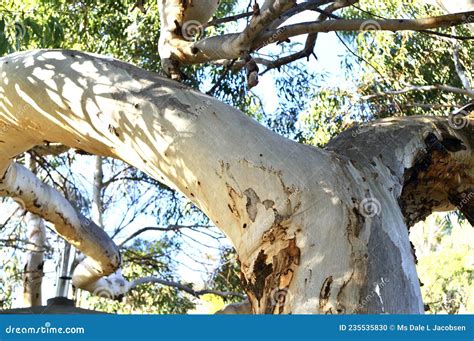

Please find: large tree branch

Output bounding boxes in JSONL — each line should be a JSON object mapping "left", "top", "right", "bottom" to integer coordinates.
{"left": 0, "top": 49, "right": 327, "bottom": 260}
{"left": 232, "top": 0, "right": 296, "bottom": 51}
{"left": 257, "top": 11, "right": 474, "bottom": 46}
{"left": 0, "top": 162, "right": 230, "bottom": 301}
{"left": 361, "top": 84, "right": 474, "bottom": 100}
{"left": 327, "top": 112, "right": 474, "bottom": 226}
{"left": 0, "top": 162, "right": 121, "bottom": 292}
{"left": 170, "top": 10, "right": 474, "bottom": 67}
{"left": 0, "top": 162, "right": 211, "bottom": 301}
{"left": 128, "top": 277, "right": 246, "bottom": 299}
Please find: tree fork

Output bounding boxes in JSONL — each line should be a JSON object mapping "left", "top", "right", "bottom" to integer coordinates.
{"left": 1, "top": 50, "right": 472, "bottom": 313}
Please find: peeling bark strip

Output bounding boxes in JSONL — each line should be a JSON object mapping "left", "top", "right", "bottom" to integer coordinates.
{"left": 242, "top": 237, "right": 300, "bottom": 314}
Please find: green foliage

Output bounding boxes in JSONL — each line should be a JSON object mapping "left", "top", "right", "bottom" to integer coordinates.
{"left": 0, "top": 1, "right": 64, "bottom": 54}
{"left": 208, "top": 247, "right": 245, "bottom": 304}
{"left": 0, "top": 249, "right": 21, "bottom": 310}
{"left": 414, "top": 217, "right": 474, "bottom": 314}
{"left": 299, "top": 88, "right": 353, "bottom": 147}
{"left": 57, "top": 0, "right": 163, "bottom": 70}
{"left": 81, "top": 239, "right": 195, "bottom": 314}
{"left": 301, "top": 0, "right": 474, "bottom": 146}
{"left": 341, "top": 0, "right": 473, "bottom": 118}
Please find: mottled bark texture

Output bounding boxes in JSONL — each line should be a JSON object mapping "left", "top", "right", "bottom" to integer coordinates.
{"left": 0, "top": 50, "right": 472, "bottom": 313}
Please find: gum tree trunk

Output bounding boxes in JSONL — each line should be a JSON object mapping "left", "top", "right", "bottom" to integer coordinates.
{"left": 22, "top": 213, "right": 46, "bottom": 306}
{"left": 0, "top": 50, "right": 472, "bottom": 313}
{"left": 22, "top": 154, "right": 46, "bottom": 307}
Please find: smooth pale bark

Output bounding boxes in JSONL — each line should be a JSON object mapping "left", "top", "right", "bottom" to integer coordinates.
{"left": 216, "top": 300, "right": 252, "bottom": 314}
{"left": 0, "top": 50, "right": 472, "bottom": 313}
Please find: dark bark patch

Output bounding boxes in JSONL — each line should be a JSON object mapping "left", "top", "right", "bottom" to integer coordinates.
{"left": 410, "top": 241, "right": 418, "bottom": 264}
{"left": 262, "top": 199, "right": 274, "bottom": 209}
{"left": 243, "top": 250, "right": 273, "bottom": 305}
{"left": 243, "top": 237, "right": 301, "bottom": 314}
{"left": 320, "top": 276, "right": 333, "bottom": 301}
{"left": 351, "top": 207, "right": 365, "bottom": 235}
{"left": 318, "top": 276, "right": 334, "bottom": 314}
{"left": 226, "top": 185, "right": 242, "bottom": 219}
